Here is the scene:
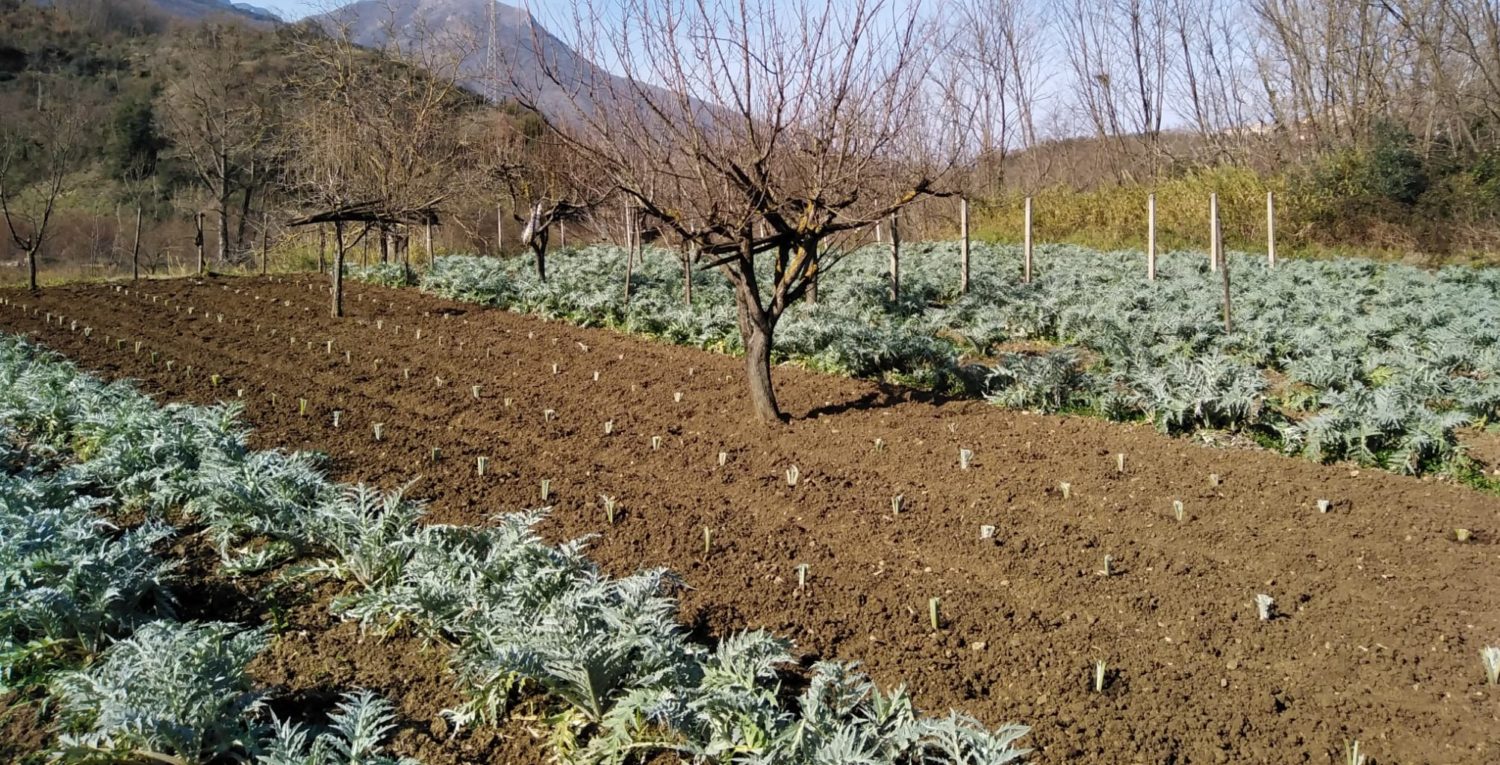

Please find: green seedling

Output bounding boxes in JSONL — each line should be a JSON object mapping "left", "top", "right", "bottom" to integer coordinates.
{"left": 892, "top": 494, "right": 904, "bottom": 514}
{"left": 1059, "top": 482, "right": 1072, "bottom": 500}
{"left": 601, "top": 495, "right": 618, "bottom": 524}
{"left": 1093, "top": 660, "right": 1108, "bottom": 692}
{"left": 1172, "top": 500, "right": 1185, "bottom": 522}
{"left": 786, "top": 465, "right": 800, "bottom": 487}
{"left": 372, "top": 423, "right": 384, "bottom": 441}
{"left": 959, "top": 448, "right": 974, "bottom": 470}
{"left": 476, "top": 456, "right": 488, "bottom": 476}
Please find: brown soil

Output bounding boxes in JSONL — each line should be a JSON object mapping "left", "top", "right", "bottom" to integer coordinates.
{"left": 4, "top": 275, "right": 1500, "bottom": 765}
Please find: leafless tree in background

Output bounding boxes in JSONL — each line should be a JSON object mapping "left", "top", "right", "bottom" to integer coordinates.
{"left": 1058, "top": 0, "right": 1171, "bottom": 181}
{"left": 0, "top": 90, "right": 84, "bottom": 291}
{"left": 509, "top": 0, "right": 962, "bottom": 423}
{"left": 158, "top": 22, "right": 275, "bottom": 268}
{"left": 283, "top": 11, "right": 479, "bottom": 315}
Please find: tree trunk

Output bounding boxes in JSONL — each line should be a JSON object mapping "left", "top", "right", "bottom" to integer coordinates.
{"left": 259, "top": 213, "right": 268, "bottom": 275}
{"left": 27, "top": 245, "right": 38, "bottom": 292}
{"left": 683, "top": 246, "right": 694, "bottom": 305}
{"left": 318, "top": 226, "right": 326, "bottom": 274}
{"left": 742, "top": 318, "right": 781, "bottom": 424}
{"left": 131, "top": 206, "right": 142, "bottom": 283}
{"left": 379, "top": 227, "right": 389, "bottom": 264}
{"left": 332, "top": 221, "right": 345, "bottom": 318}
{"left": 531, "top": 226, "right": 549, "bottom": 282}
{"left": 196, "top": 212, "right": 205, "bottom": 275}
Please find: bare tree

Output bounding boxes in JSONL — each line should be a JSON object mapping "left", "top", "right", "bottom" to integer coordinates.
{"left": 157, "top": 22, "right": 275, "bottom": 269}
{"left": 283, "top": 14, "right": 479, "bottom": 315}
{"left": 511, "top": 0, "right": 960, "bottom": 423}
{"left": 0, "top": 93, "right": 83, "bottom": 291}
{"left": 1058, "top": 0, "right": 1172, "bottom": 180}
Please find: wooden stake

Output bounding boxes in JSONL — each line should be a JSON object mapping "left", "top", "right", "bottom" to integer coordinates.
{"left": 1209, "top": 193, "right": 1220, "bottom": 273}
{"left": 1147, "top": 193, "right": 1157, "bottom": 281}
{"left": 959, "top": 197, "right": 971, "bottom": 295}
{"left": 195, "top": 212, "right": 205, "bottom": 275}
{"left": 1023, "top": 196, "right": 1033, "bottom": 283}
{"left": 889, "top": 213, "right": 901, "bottom": 301}
{"left": 496, "top": 204, "right": 504, "bottom": 254}
{"left": 131, "top": 206, "right": 142, "bottom": 283}
{"left": 332, "top": 221, "right": 345, "bottom": 318}
{"left": 425, "top": 219, "right": 434, "bottom": 267}
{"left": 1220, "top": 213, "right": 1232, "bottom": 332}
{"left": 1266, "top": 190, "right": 1277, "bottom": 269}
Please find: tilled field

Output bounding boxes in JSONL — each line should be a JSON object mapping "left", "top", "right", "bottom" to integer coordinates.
{"left": 3, "top": 274, "right": 1499, "bottom": 765}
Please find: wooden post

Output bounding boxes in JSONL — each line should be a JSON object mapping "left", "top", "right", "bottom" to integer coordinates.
{"left": 496, "top": 204, "right": 504, "bottom": 254}
{"left": 959, "top": 197, "right": 971, "bottom": 295}
{"left": 1219, "top": 213, "right": 1232, "bottom": 332}
{"left": 1023, "top": 196, "right": 1033, "bottom": 283}
{"left": 1266, "top": 190, "right": 1276, "bottom": 268}
{"left": 559, "top": 221, "right": 566, "bottom": 248}
{"left": 875, "top": 220, "right": 883, "bottom": 243}
{"left": 195, "top": 212, "right": 205, "bottom": 275}
{"left": 1209, "top": 193, "right": 1220, "bottom": 272}
{"left": 631, "top": 210, "right": 643, "bottom": 264}
{"left": 332, "top": 221, "right": 345, "bottom": 318}
{"left": 1147, "top": 193, "right": 1157, "bottom": 281}
{"left": 318, "top": 226, "right": 326, "bottom": 274}
{"left": 623, "top": 241, "right": 634, "bottom": 306}
{"left": 259, "top": 213, "right": 268, "bottom": 275}
{"left": 425, "top": 219, "right": 434, "bottom": 267}
{"left": 131, "top": 206, "right": 142, "bottom": 282}
{"left": 889, "top": 213, "right": 901, "bottom": 301}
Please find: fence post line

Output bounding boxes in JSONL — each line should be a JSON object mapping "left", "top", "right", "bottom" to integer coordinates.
{"left": 1023, "top": 196, "right": 1033, "bottom": 284}
{"left": 1147, "top": 192, "right": 1157, "bottom": 282}
{"left": 1266, "top": 190, "right": 1277, "bottom": 269}
{"left": 959, "top": 197, "right": 971, "bottom": 295}
{"left": 1209, "top": 193, "right": 1220, "bottom": 272}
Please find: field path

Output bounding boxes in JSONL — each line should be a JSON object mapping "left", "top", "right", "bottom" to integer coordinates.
{"left": 4, "top": 275, "right": 1498, "bottom": 764}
